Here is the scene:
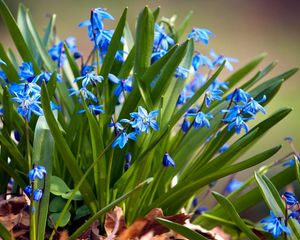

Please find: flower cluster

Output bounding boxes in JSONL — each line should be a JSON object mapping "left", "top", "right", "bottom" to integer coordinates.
{"left": 24, "top": 165, "right": 47, "bottom": 202}
{"left": 222, "top": 88, "right": 266, "bottom": 134}
{"left": 111, "top": 106, "right": 159, "bottom": 149}
{"left": 8, "top": 62, "right": 60, "bottom": 120}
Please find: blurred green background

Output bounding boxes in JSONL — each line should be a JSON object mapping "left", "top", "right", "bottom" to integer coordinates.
{"left": 1, "top": 0, "right": 300, "bottom": 179}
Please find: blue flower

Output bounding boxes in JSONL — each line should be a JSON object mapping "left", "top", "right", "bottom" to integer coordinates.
{"left": 283, "top": 156, "right": 300, "bottom": 167}
{"left": 163, "top": 153, "right": 175, "bottom": 167}
{"left": 24, "top": 185, "right": 32, "bottom": 197}
{"left": 181, "top": 118, "right": 190, "bottom": 133}
{"left": 19, "top": 62, "right": 35, "bottom": 82}
{"left": 225, "top": 179, "right": 243, "bottom": 193}
{"left": 124, "top": 152, "right": 132, "bottom": 171}
{"left": 151, "top": 49, "right": 167, "bottom": 63}
{"left": 11, "top": 90, "right": 43, "bottom": 120}
{"left": 209, "top": 80, "right": 229, "bottom": 91}
{"left": 177, "top": 88, "right": 194, "bottom": 105}
{"left": 69, "top": 87, "right": 98, "bottom": 103}
{"left": 175, "top": 66, "right": 189, "bottom": 80}
{"left": 108, "top": 74, "right": 132, "bottom": 96}
{"left": 192, "top": 53, "right": 213, "bottom": 71}
{"left": 261, "top": 211, "right": 290, "bottom": 238}
{"left": 194, "top": 207, "right": 208, "bottom": 215}
{"left": 243, "top": 95, "right": 266, "bottom": 115}
{"left": 130, "top": 106, "right": 159, "bottom": 133}
{"left": 283, "top": 192, "right": 299, "bottom": 206}
{"left": 210, "top": 49, "right": 238, "bottom": 72}
{"left": 205, "top": 89, "right": 223, "bottom": 107}
{"left": 28, "top": 166, "right": 47, "bottom": 182}
{"left": 78, "top": 104, "right": 104, "bottom": 115}
{"left": 33, "top": 189, "right": 43, "bottom": 201}
{"left": 187, "top": 111, "right": 213, "bottom": 129}
{"left": 218, "top": 144, "right": 229, "bottom": 153}
{"left": 112, "top": 132, "right": 137, "bottom": 149}
{"left": 227, "top": 115, "right": 252, "bottom": 134}
{"left": 75, "top": 71, "right": 103, "bottom": 87}
{"left": 154, "top": 24, "right": 175, "bottom": 51}
{"left": 226, "top": 88, "right": 251, "bottom": 104}
{"left": 0, "top": 70, "right": 8, "bottom": 83}
{"left": 35, "top": 71, "right": 62, "bottom": 85}
{"left": 289, "top": 210, "right": 300, "bottom": 223}
{"left": 188, "top": 28, "right": 214, "bottom": 45}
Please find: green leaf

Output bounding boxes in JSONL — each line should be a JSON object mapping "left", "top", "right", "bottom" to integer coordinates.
{"left": 41, "top": 83, "right": 97, "bottom": 214}
{"left": 49, "top": 197, "right": 67, "bottom": 213}
{"left": 64, "top": 43, "right": 80, "bottom": 78}
{"left": 50, "top": 176, "right": 71, "bottom": 196}
{"left": 0, "top": 43, "right": 19, "bottom": 82}
{"left": 43, "top": 14, "right": 56, "bottom": 47}
{"left": 153, "top": 7, "right": 160, "bottom": 22}
{"left": 134, "top": 6, "right": 154, "bottom": 77}
{"left": 32, "top": 115, "right": 55, "bottom": 240}
{"left": 49, "top": 211, "right": 71, "bottom": 228}
{"left": 295, "top": 155, "right": 300, "bottom": 185}
{"left": 25, "top": 9, "right": 55, "bottom": 71}
{"left": 136, "top": 75, "right": 153, "bottom": 109}
{"left": 0, "top": 223, "right": 13, "bottom": 240}
{"left": 254, "top": 172, "right": 284, "bottom": 216}
{"left": 151, "top": 40, "right": 189, "bottom": 106}
{"left": 0, "top": 0, "right": 39, "bottom": 72}
{"left": 212, "top": 192, "right": 260, "bottom": 240}
{"left": 69, "top": 178, "right": 153, "bottom": 240}
{"left": 176, "top": 11, "right": 193, "bottom": 40}
{"left": 156, "top": 218, "right": 208, "bottom": 240}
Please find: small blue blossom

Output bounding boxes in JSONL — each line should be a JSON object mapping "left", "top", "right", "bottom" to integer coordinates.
{"left": 227, "top": 115, "right": 253, "bottom": 134}
{"left": 112, "top": 132, "right": 137, "bottom": 149}
{"left": 242, "top": 95, "right": 267, "bottom": 115}
{"left": 0, "top": 70, "right": 8, "bottom": 83}
{"left": 175, "top": 66, "right": 189, "bottom": 80}
{"left": 205, "top": 89, "right": 223, "bottom": 107}
{"left": 108, "top": 74, "right": 132, "bottom": 96}
{"left": 11, "top": 90, "right": 43, "bottom": 120}
{"left": 261, "top": 211, "right": 291, "bottom": 238}
{"left": 194, "top": 207, "right": 208, "bottom": 215}
{"left": 151, "top": 49, "right": 167, "bottom": 63}
{"left": 69, "top": 87, "right": 98, "bottom": 103}
{"left": 225, "top": 179, "right": 243, "bottom": 193}
{"left": 19, "top": 62, "right": 35, "bottom": 82}
{"left": 209, "top": 80, "right": 229, "bottom": 91}
{"left": 226, "top": 88, "right": 251, "bottom": 104}
{"left": 154, "top": 24, "right": 175, "bottom": 51}
{"left": 130, "top": 106, "right": 159, "bottom": 133}
{"left": 283, "top": 156, "right": 300, "bottom": 167}
{"left": 188, "top": 28, "right": 214, "bottom": 45}
{"left": 124, "top": 152, "right": 132, "bottom": 171}
{"left": 33, "top": 189, "right": 43, "bottom": 201}
{"left": 28, "top": 166, "right": 47, "bottom": 182}
{"left": 210, "top": 49, "right": 238, "bottom": 72}
{"left": 75, "top": 71, "right": 103, "bottom": 87}
{"left": 289, "top": 210, "right": 300, "bottom": 224}
{"left": 187, "top": 111, "right": 213, "bottom": 129}
{"left": 78, "top": 104, "right": 104, "bottom": 115}
{"left": 218, "top": 144, "right": 229, "bottom": 153}
{"left": 163, "top": 153, "right": 175, "bottom": 168}
{"left": 24, "top": 185, "right": 32, "bottom": 197}
{"left": 14, "top": 130, "right": 21, "bottom": 142}
{"left": 177, "top": 88, "right": 194, "bottom": 105}
{"left": 181, "top": 118, "right": 190, "bottom": 133}
{"left": 36, "top": 71, "right": 62, "bottom": 84}
{"left": 283, "top": 192, "right": 299, "bottom": 206}
{"left": 192, "top": 53, "right": 213, "bottom": 71}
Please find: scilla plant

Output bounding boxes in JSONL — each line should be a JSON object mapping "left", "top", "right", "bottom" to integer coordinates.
{"left": 0, "top": 0, "right": 298, "bottom": 239}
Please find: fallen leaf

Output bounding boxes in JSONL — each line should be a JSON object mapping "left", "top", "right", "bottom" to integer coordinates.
{"left": 104, "top": 206, "right": 126, "bottom": 239}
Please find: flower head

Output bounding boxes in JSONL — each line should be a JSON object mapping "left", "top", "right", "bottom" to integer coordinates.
{"left": 130, "top": 106, "right": 159, "bottom": 133}
{"left": 75, "top": 71, "right": 103, "bottom": 87}
{"left": 108, "top": 74, "right": 132, "bottom": 96}
{"left": 154, "top": 24, "right": 175, "bottom": 51}
{"left": 225, "top": 179, "right": 243, "bottom": 193}
{"left": 24, "top": 185, "right": 32, "bottom": 197}
{"left": 33, "top": 189, "right": 43, "bottom": 201}
{"left": 19, "top": 62, "right": 35, "bottom": 82}
{"left": 28, "top": 165, "right": 47, "bottom": 181}
{"left": 187, "top": 111, "right": 213, "bottom": 129}
{"left": 205, "top": 89, "right": 223, "bottom": 107}
{"left": 163, "top": 153, "right": 175, "bottom": 167}
{"left": 112, "top": 132, "right": 137, "bottom": 149}
{"left": 210, "top": 49, "right": 238, "bottom": 71}
{"left": 261, "top": 211, "right": 290, "bottom": 238}
{"left": 188, "top": 28, "right": 214, "bottom": 45}
{"left": 192, "top": 53, "right": 213, "bottom": 71}
{"left": 283, "top": 192, "right": 299, "bottom": 207}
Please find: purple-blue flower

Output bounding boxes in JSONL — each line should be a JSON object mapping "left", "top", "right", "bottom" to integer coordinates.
{"left": 163, "top": 153, "right": 175, "bottom": 167}
{"left": 261, "top": 211, "right": 290, "bottom": 238}
{"left": 188, "top": 28, "right": 214, "bottom": 45}
{"left": 192, "top": 53, "right": 213, "bottom": 71}
{"left": 129, "top": 106, "right": 159, "bottom": 133}
{"left": 75, "top": 71, "right": 103, "bottom": 87}
{"left": 227, "top": 115, "right": 252, "bottom": 134}
{"left": 225, "top": 179, "right": 243, "bottom": 193}
{"left": 69, "top": 87, "right": 98, "bottom": 103}
{"left": 175, "top": 66, "right": 189, "bottom": 80}
{"left": 187, "top": 111, "right": 213, "bottom": 129}
{"left": 154, "top": 24, "right": 175, "bottom": 51}
{"left": 226, "top": 88, "right": 251, "bottom": 104}
{"left": 242, "top": 95, "right": 266, "bottom": 115}
{"left": 210, "top": 49, "right": 238, "bottom": 72}
{"left": 112, "top": 132, "right": 137, "bottom": 149}
{"left": 283, "top": 192, "right": 299, "bottom": 206}
{"left": 28, "top": 166, "right": 47, "bottom": 182}
{"left": 78, "top": 104, "right": 104, "bottom": 115}
{"left": 108, "top": 74, "right": 132, "bottom": 96}
{"left": 24, "top": 185, "right": 32, "bottom": 197}
{"left": 205, "top": 89, "right": 223, "bottom": 107}
{"left": 33, "top": 189, "right": 43, "bottom": 201}
{"left": 181, "top": 118, "right": 190, "bottom": 133}
{"left": 19, "top": 62, "right": 35, "bottom": 82}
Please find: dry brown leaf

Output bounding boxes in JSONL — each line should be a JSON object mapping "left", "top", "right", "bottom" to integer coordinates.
{"left": 119, "top": 208, "right": 190, "bottom": 240}
{"left": 104, "top": 206, "right": 126, "bottom": 239}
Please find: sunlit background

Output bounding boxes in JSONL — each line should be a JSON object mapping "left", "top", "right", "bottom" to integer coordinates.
{"left": 1, "top": 0, "right": 300, "bottom": 215}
